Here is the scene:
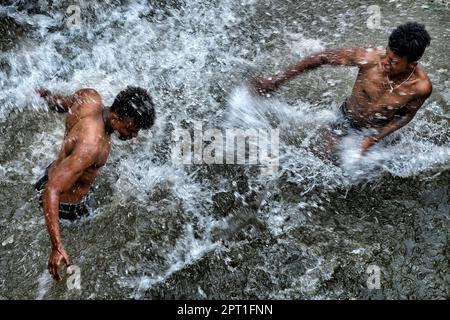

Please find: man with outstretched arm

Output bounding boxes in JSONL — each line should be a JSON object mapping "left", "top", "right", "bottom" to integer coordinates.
{"left": 253, "top": 22, "right": 432, "bottom": 156}
{"left": 35, "top": 86, "right": 155, "bottom": 280}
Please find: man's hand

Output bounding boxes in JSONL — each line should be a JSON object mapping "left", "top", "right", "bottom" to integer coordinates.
{"left": 36, "top": 88, "right": 51, "bottom": 98}
{"left": 361, "top": 136, "right": 378, "bottom": 154}
{"left": 48, "top": 246, "right": 70, "bottom": 281}
{"left": 250, "top": 76, "right": 278, "bottom": 95}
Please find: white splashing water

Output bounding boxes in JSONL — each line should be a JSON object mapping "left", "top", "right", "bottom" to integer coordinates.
{"left": 225, "top": 86, "right": 450, "bottom": 188}
{"left": 36, "top": 270, "right": 52, "bottom": 300}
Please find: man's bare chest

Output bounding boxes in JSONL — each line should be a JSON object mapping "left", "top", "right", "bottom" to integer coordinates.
{"left": 355, "top": 72, "right": 413, "bottom": 110}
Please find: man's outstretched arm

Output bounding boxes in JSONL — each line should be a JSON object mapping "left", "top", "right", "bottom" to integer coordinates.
{"left": 43, "top": 144, "right": 97, "bottom": 280}
{"left": 36, "top": 88, "right": 75, "bottom": 113}
{"left": 252, "top": 47, "right": 381, "bottom": 94}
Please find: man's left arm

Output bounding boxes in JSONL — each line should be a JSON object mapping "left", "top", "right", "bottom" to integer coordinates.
{"left": 362, "top": 89, "right": 432, "bottom": 153}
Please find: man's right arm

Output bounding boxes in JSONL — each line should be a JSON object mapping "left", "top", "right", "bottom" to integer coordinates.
{"left": 253, "top": 47, "right": 381, "bottom": 94}
{"left": 43, "top": 143, "right": 97, "bottom": 280}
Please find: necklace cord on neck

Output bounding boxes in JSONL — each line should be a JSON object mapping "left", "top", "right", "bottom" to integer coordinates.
{"left": 387, "top": 66, "right": 416, "bottom": 92}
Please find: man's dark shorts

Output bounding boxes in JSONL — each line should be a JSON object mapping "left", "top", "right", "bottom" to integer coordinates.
{"left": 35, "top": 165, "right": 93, "bottom": 221}
{"left": 330, "top": 100, "right": 362, "bottom": 137}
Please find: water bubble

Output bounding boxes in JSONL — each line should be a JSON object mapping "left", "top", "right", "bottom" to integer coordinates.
{"left": 1, "top": 235, "right": 14, "bottom": 246}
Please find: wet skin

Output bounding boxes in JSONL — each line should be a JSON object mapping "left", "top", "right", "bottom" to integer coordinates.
{"left": 253, "top": 47, "right": 433, "bottom": 153}
{"left": 36, "top": 88, "right": 140, "bottom": 280}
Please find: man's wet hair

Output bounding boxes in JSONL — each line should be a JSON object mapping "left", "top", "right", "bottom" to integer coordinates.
{"left": 388, "top": 22, "right": 431, "bottom": 62}
{"left": 111, "top": 86, "right": 155, "bottom": 129}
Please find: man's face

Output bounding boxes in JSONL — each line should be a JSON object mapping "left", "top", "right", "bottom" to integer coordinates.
{"left": 114, "top": 117, "right": 140, "bottom": 140}
{"left": 381, "top": 47, "right": 410, "bottom": 76}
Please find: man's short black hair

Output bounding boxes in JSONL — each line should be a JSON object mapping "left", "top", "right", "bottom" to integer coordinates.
{"left": 111, "top": 86, "right": 155, "bottom": 129}
{"left": 388, "top": 22, "right": 431, "bottom": 62}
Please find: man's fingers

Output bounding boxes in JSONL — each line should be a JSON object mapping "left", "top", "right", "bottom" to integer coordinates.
{"left": 55, "top": 258, "right": 63, "bottom": 281}
{"left": 361, "top": 147, "right": 368, "bottom": 156}
{"left": 51, "top": 267, "right": 61, "bottom": 281}
{"left": 249, "top": 77, "right": 268, "bottom": 92}
{"left": 36, "top": 88, "right": 46, "bottom": 97}
{"left": 247, "top": 79, "right": 260, "bottom": 94}
{"left": 58, "top": 248, "right": 70, "bottom": 266}
{"left": 55, "top": 269, "right": 62, "bottom": 281}
{"left": 48, "top": 255, "right": 65, "bottom": 281}
{"left": 48, "top": 260, "right": 54, "bottom": 277}
{"left": 49, "top": 263, "right": 59, "bottom": 281}
{"left": 63, "top": 254, "right": 70, "bottom": 267}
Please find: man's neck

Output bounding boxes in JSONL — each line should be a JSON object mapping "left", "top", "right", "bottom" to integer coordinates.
{"left": 102, "top": 107, "right": 114, "bottom": 135}
{"left": 390, "top": 65, "right": 416, "bottom": 82}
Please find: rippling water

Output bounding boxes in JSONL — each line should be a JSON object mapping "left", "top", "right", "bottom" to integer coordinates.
{"left": 0, "top": 0, "right": 448, "bottom": 299}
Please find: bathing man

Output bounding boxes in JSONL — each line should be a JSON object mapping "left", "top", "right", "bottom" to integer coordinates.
{"left": 253, "top": 22, "right": 432, "bottom": 155}
{"left": 35, "top": 86, "right": 155, "bottom": 280}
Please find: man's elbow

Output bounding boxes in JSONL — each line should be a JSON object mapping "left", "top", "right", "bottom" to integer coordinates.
{"left": 43, "top": 184, "right": 61, "bottom": 200}
{"left": 316, "top": 50, "right": 333, "bottom": 65}
{"left": 299, "top": 51, "right": 329, "bottom": 70}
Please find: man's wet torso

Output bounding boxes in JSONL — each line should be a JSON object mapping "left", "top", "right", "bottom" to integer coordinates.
{"left": 345, "top": 56, "right": 427, "bottom": 128}
{"left": 48, "top": 91, "right": 111, "bottom": 204}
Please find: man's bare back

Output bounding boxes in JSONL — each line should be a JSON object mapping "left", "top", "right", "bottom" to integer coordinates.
{"left": 46, "top": 89, "right": 111, "bottom": 203}
{"left": 41, "top": 89, "right": 111, "bottom": 203}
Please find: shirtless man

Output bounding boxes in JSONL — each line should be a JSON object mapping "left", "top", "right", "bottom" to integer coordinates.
{"left": 253, "top": 22, "right": 432, "bottom": 155}
{"left": 35, "top": 86, "right": 155, "bottom": 280}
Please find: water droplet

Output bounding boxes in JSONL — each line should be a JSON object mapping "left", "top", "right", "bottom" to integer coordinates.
{"left": 2, "top": 235, "right": 14, "bottom": 246}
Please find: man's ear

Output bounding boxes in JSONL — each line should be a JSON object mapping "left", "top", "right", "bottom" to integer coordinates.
{"left": 110, "top": 112, "right": 119, "bottom": 123}
{"left": 109, "top": 112, "right": 120, "bottom": 131}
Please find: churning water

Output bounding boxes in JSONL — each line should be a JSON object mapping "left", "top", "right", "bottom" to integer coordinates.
{"left": 0, "top": 0, "right": 448, "bottom": 299}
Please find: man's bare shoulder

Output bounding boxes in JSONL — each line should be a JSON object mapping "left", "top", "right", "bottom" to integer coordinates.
{"left": 75, "top": 88, "right": 101, "bottom": 100}
{"left": 357, "top": 47, "right": 385, "bottom": 67}
{"left": 74, "top": 88, "right": 103, "bottom": 109}
{"left": 414, "top": 65, "right": 433, "bottom": 98}
{"left": 68, "top": 88, "right": 104, "bottom": 120}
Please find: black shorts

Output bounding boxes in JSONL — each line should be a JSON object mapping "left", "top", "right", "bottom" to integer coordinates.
{"left": 330, "top": 100, "right": 362, "bottom": 137}
{"left": 35, "top": 165, "right": 93, "bottom": 221}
